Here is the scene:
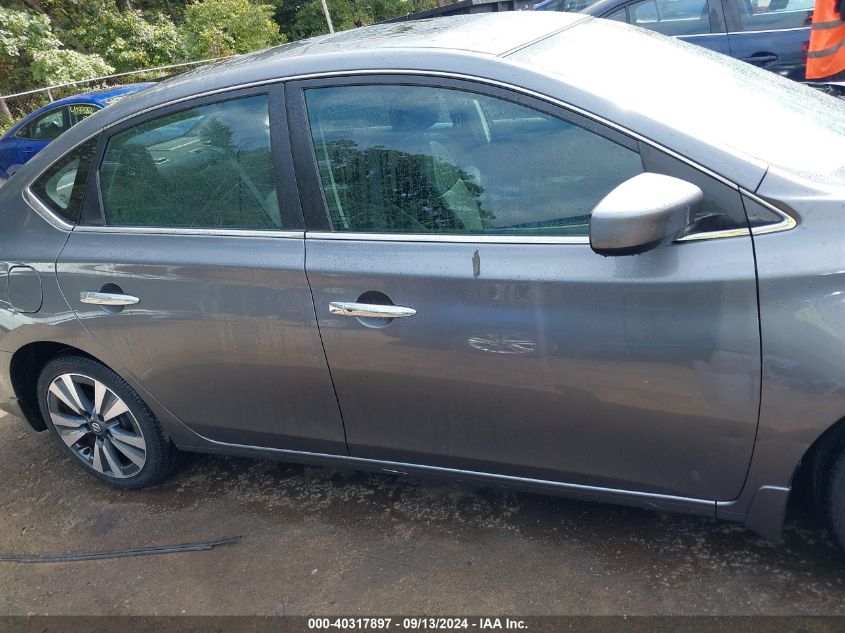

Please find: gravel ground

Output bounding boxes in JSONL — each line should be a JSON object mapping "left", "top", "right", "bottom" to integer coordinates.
{"left": 1, "top": 411, "right": 845, "bottom": 616}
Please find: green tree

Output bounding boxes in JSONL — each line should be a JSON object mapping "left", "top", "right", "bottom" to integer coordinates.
{"left": 183, "top": 0, "right": 285, "bottom": 58}
{"left": 273, "top": 0, "right": 428, "bottom": 40}
{"left": 59, "top": 1, "right": 187, "bottom": 72}
{"left": 0, "top": 7, "right": 113, "bottom": 123}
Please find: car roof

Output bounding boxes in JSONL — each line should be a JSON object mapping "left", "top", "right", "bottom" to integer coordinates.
{"left": 46, "top": 82, "right": 155, "bottom": 108}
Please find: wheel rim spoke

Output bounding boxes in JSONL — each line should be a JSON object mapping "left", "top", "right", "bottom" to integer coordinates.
{"left": 92, "top": 440, "right": 105, "bottom": 474}
{"left": 59, "top": 427, "right": 88, "bottom": 447}
{"left": 109, "top": 436, "right": 145, "bottom": 468}
{"left": 108, "top": 426, "right": 146, "bottom": 450}
{"left": 49, "top": 412, "right": 87, "bottom": 429}
{"left": 101, "top": 439, "right": 127, "bottom": 478}
{"left": 48, "top": 380, "right": 85, "bottom": 416}
{"left": 101, "top": 398, "right": 129, "bottom": 422}
{"left": 93, "top": 380, "right": 107, "bottom": 417}
{"left": 60, "top": 375, "right": 93, "bottom": 415}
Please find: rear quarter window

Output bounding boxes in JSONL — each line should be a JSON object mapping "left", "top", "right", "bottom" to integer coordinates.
{"left": 30, "top": 137, "right": 98, "bottom": 225}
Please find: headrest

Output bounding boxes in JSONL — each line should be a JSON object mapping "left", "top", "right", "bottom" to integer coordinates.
{"left": 388, "top": 96, "right": 440, "bottom": 133}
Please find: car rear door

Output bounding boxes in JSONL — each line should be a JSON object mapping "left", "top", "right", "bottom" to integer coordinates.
{"left": 290, "top": 75, "right": 762, "bottom": 503}
{"left": 55, "top": 85, "right": 347, "bottom": 453}
{"left": 722, "top": 0, "right": 812, "bottom": 80}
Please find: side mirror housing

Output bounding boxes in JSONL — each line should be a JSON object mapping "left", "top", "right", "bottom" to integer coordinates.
{"left": 589, "top": 173, "right": 703, "bottom": 256}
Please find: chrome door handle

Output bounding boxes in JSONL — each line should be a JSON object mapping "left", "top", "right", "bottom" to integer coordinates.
{"left": 79, "top": 291, "right": 140, "bottom": 307}
{"left": 329, "top": 301, "right": 416, "bottom": 319}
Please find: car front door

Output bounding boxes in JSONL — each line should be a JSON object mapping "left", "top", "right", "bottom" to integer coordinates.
{"left": 55, "top": 86, "right": 346, "bottom": 453}
{"left": 291, "top": 76, "right": 761, "bottom": 502}
{"left": 9, "top": 107, "right": 69, "bottom": 171}
{"left": 722, "top": 0, "right": 813, "bottom": 80}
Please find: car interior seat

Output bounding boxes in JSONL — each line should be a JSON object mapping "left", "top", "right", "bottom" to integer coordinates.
{"left": 387, "top": 96, "right": 485, "bottom": 232}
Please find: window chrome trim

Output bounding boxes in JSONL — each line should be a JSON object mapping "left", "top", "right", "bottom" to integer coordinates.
{"left": 73, "top": 225, "right": 305, "bottom": 239}
{"left": 676, "top": 227, "right": 750, "bottom": 242}
{"left": 727, "top": 26, "right": 810, "bottom": 35}
{"left": 742, "top": 188, "right": 798, "bottom": 236}
{"left": 202, "top": 436, "right": 716, "bottom": 510}
{"left": 306, "top": 231, "right": 590, "bottom": 244}
{"left": 22, "top": 69, "right": 795, "bottom": 241}
{"left": 22, "top": 187, "right": 74, "bottom": 232}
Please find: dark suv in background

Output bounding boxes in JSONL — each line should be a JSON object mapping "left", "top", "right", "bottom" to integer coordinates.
{"left": 536, "top": 0, "right": 814, "bottom": 81}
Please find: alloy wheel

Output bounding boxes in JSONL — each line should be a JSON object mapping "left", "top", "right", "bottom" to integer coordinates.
{"left": 46, "top": 373, "right": 146, "bottom": 478}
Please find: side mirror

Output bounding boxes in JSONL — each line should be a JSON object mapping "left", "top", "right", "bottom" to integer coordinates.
{"left": 589, "top": 173, "right": 703, "bottom": 256}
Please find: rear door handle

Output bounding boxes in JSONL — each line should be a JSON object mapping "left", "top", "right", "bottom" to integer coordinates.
{"left": 79, "top": 291, "right": 140, "bottom": 306}
{"left": 329, "top": 301, "right": 416, "bottom": 319}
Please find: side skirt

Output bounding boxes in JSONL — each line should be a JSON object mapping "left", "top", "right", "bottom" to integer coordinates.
{"left": 187, "top": 438, "right": 718, "bottom": 518}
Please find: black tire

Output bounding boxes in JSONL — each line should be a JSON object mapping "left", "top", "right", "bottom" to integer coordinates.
{"left": 36, "top": 354, "right": 176, "bottom": 489}
{"left": 820, "top": 432, "right": 845, "bottom": 550}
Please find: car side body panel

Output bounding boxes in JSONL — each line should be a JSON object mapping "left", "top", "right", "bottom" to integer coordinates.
{"left": 719, "top": 170, "right": 845, "bottom": 529}
{"left": 0, "top": 16, "right": 841, "bottom": 540}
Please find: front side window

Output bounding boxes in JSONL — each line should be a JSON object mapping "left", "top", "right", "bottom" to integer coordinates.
{"left": 629, "top": 0, "right": 713, "bottom": 35}
{"left": 736, "top": 0, "right": 813, "bottom": 31}
{"left": 304, "top": 84, "right": 643, "bottom": 236}
{"left": 30, "top": 137, "right": 98, "bottom": 224}
{"left": 98, "top": 95, "right": 280, "bottom": 230}
{"left": 17, "top": 108, "right": 69, "bottom": 141}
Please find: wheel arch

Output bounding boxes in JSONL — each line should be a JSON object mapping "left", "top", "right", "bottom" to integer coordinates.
{"left": 791, "top": 414, "right": 845, "bottom": 506}
{"left": 10, "top": 341, "right": 104, "bottom": 431}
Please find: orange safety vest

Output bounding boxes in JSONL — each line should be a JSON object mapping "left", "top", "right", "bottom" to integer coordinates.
{"left": 807, "top": 0, "right": 845, "bottom": 79}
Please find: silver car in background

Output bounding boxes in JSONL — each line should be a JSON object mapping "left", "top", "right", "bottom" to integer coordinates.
{"left": 1, "top": 13, "right": 844, "bottom": 549}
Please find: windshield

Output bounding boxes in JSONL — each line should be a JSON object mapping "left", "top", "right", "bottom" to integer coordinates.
{"left": 509, "top": 19, "right": 845, "bottom": 185}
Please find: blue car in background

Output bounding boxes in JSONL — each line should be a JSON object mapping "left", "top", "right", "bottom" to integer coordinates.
{"left": 0, "top": 83, "right": 152, "bottom": 180}
{"left": 536, "top": 0, "right": 814, "bottom": 81}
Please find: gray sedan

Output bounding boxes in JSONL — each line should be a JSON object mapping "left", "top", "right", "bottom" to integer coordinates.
{"left": 1, "top": 13, "right": 844, "bottom": 549}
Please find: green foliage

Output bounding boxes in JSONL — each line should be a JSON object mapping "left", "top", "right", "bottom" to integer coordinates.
{"left": 0, "top": 7, "right": 61, "bottom": 58}
{"left": 0, "top": 0, "right": 447, "bottom": 132}
{"left": 30, "top": 48, "right": 115, "bottom": 84}
{"left": 273, "top": 0, "right": 434, "bottom": 40}
{"left": 183, "top": 0, "right": 285, "bottom": 58}
{"left": 0, "top": 7, "right": 113, "bottom": 92}
{"left": 60, "top": 1, "right": 187, "bottom": 71}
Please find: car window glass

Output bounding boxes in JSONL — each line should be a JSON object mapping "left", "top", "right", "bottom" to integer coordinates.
{"left": 17, "top": 108, "right": 69, "bottom": 141}
{"left": 606, "top": 7, "right": 628, "bottom": 20}
{"left": 304, "top": 85, "right": 643, "bottom": 236}
{"left": 540, "top": 0, "right": 604, "bottom": 10}
{"left": 67, "top": 104, "right": 100, "bottom": 126}
{"left": 98, "top": 95, "right": 281, "bottom": 229}
{"left": 629, "top": 0, "right": 712, "bottom": 35}
{"left": 30, "top": 137, "right": 99, "bottom": 224}
{"left": 736, "top": 0, "right": 813, "bottom": 31}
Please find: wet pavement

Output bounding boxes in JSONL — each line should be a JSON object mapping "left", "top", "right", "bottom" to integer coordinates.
{"left": 1, "top": 411, "right": 845, "bottom": 616}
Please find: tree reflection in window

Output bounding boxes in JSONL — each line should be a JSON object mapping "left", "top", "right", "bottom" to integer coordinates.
{"left": 316, "top": 139, "right": 492, "bottom": 233}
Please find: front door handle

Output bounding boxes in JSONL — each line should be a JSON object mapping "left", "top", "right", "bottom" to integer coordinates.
{"left": 79, "top": 291, "right": 140, "bottom": 307}
{"left": 329, "top": 301, "right": 416, "bottom": 319}
{"left": 742, "top": 53, "right": 778, "bottom": 64}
